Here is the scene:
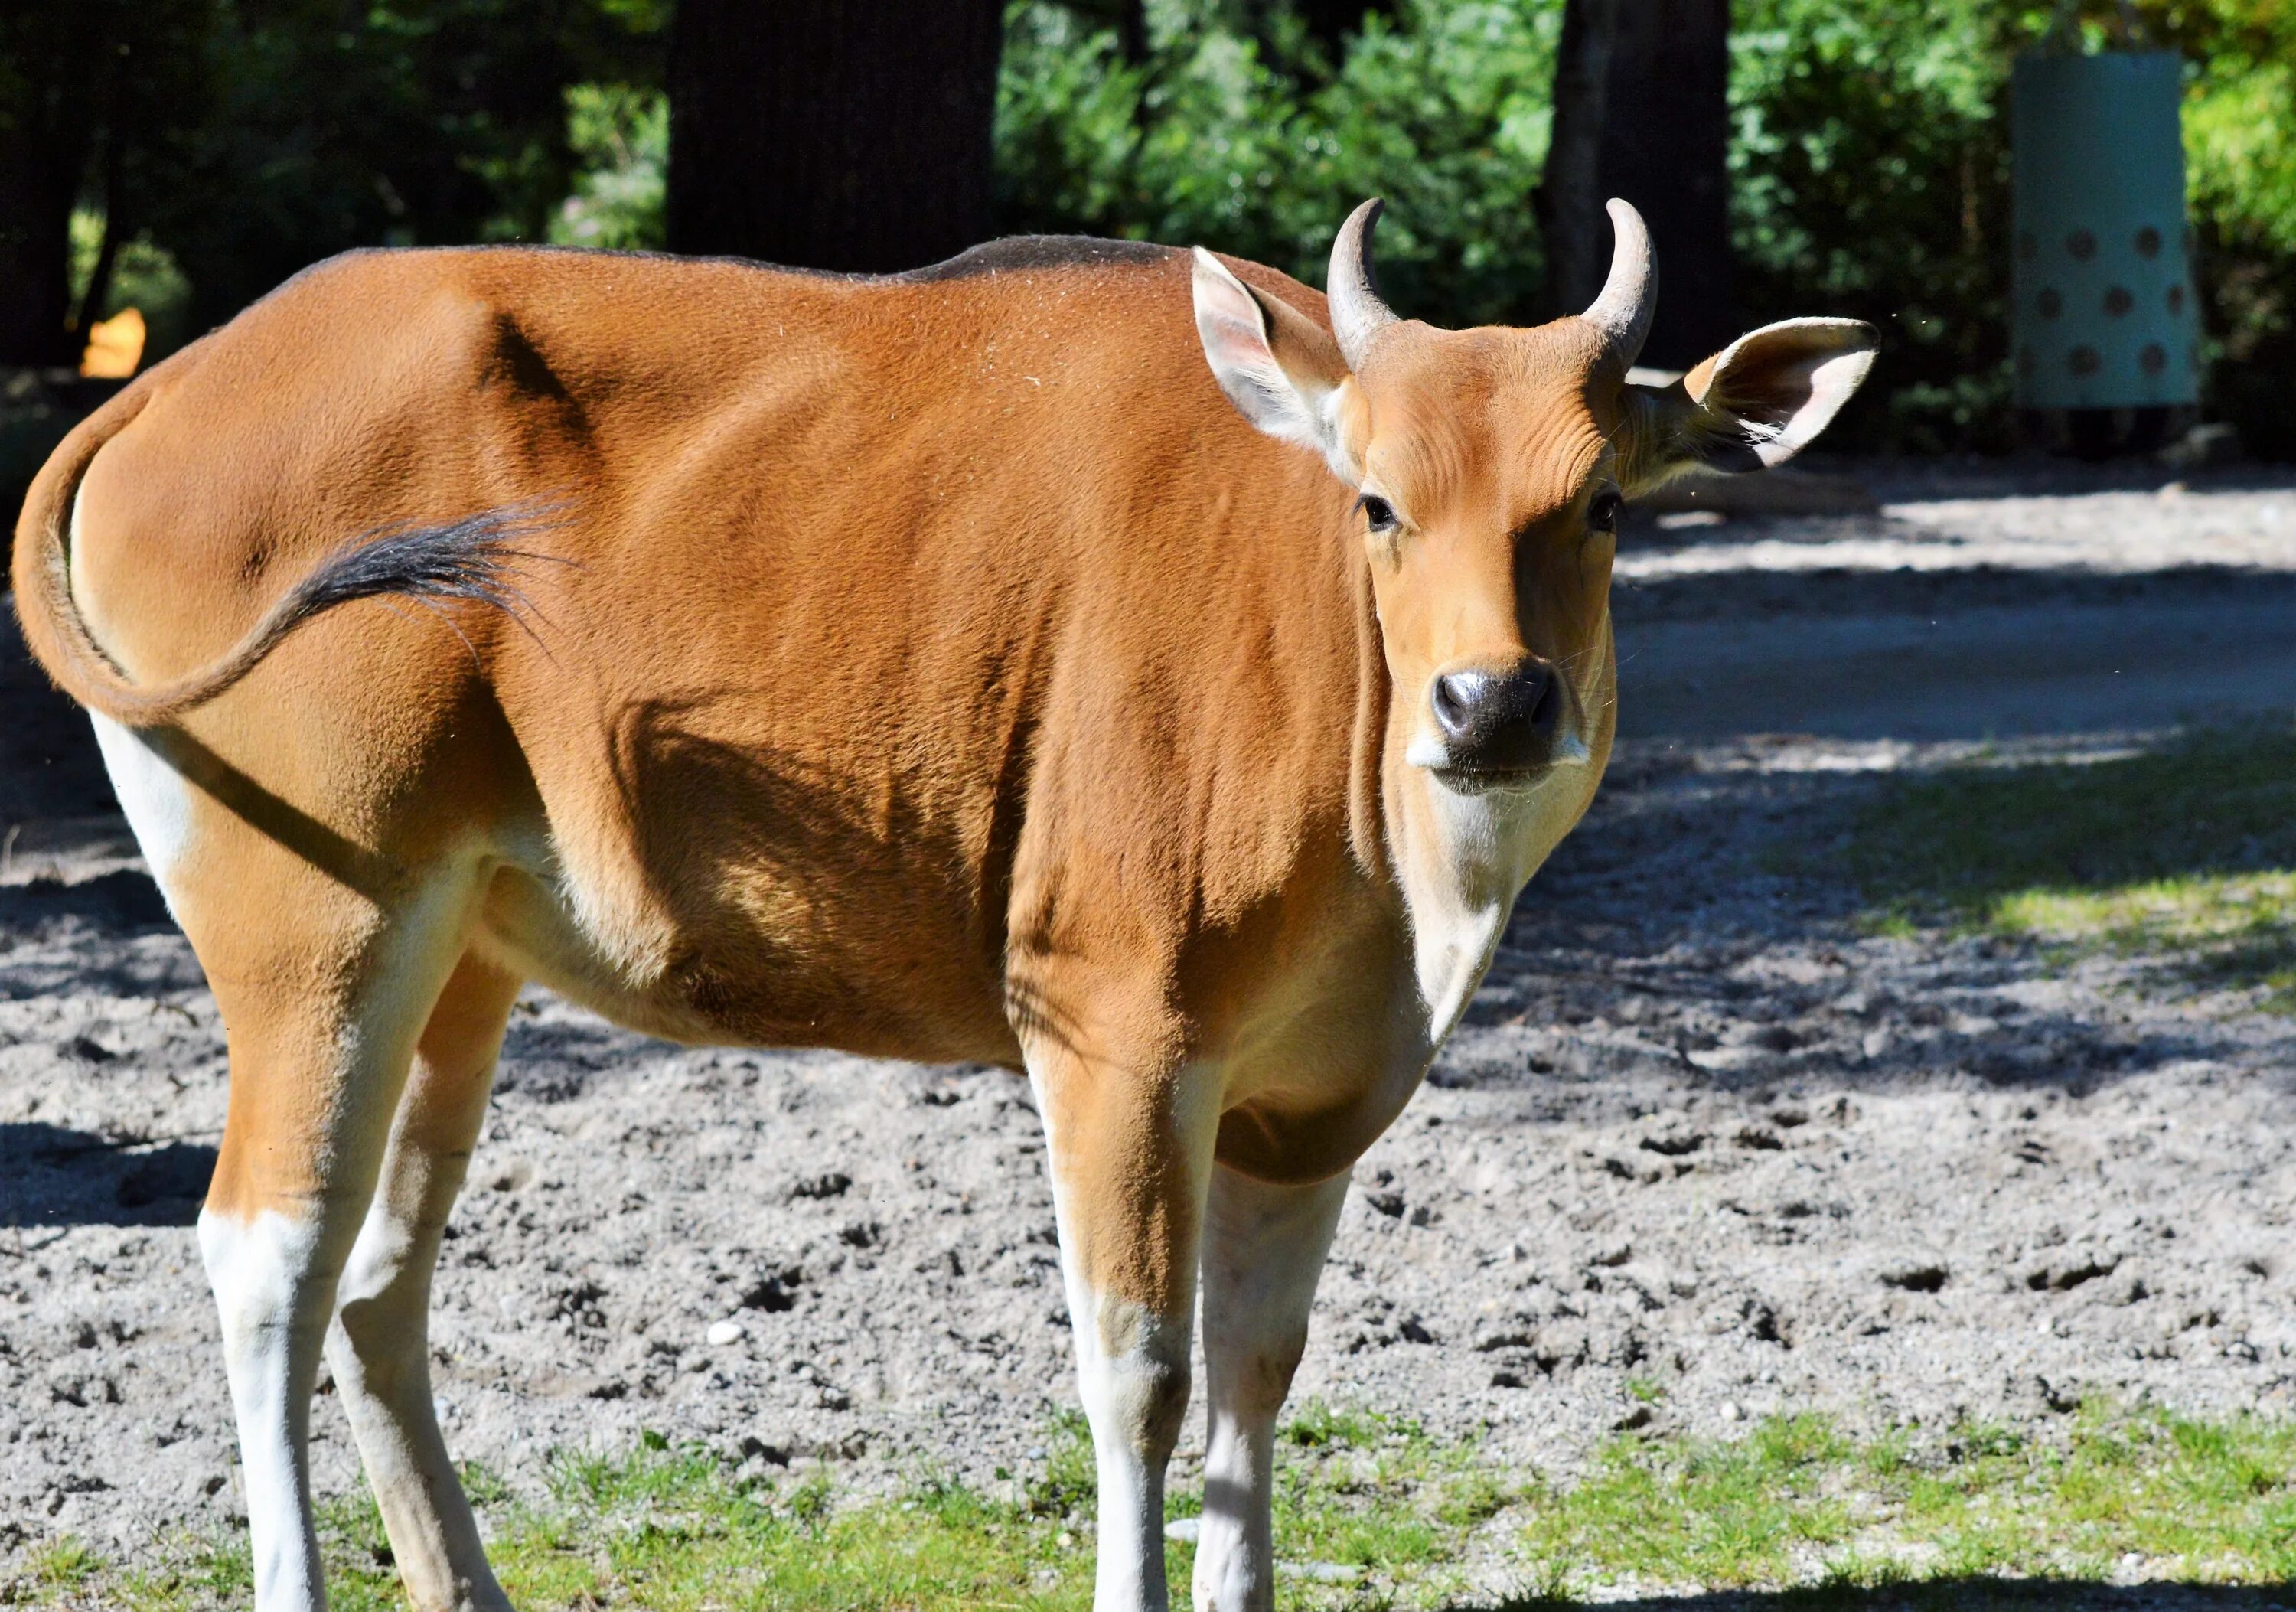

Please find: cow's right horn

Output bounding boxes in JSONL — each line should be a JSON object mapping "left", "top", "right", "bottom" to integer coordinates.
{"left": 1580, "top": 198, "right": 1657, "bottom": 370}
{"left": 1329, "top": 198, "right": 1397, "bottom": 371}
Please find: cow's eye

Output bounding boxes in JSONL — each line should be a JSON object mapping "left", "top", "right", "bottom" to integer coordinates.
{"left": 1588, "top": 491, "right": 1623, "bottom": 534}
{"left": 1358, "top": 494, "right": 1398, "bottom": 534}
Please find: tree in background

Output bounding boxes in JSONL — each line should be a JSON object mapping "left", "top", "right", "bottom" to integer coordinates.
{"left": 0, "top": 3, "right": 107, "bottom": 365}
{"left": 2, "top": 0, "right": 2291, "bottom": 456}
{"left": 666, "top": 0, "right": 1003, "bottom": 272}
{"left": 0, "top": 0, "right": 206, "bottom": 365}
{"left": 1539, "top": 0, "right": 1731, "bottom": 367}
{"left": 141, "top": 0, "right": 663, "bottom": 335}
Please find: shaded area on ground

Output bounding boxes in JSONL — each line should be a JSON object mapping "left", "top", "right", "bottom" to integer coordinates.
{"left": 1612, "top": 468, "right": 2296, "bottom": 742}
{"left": 0, "top": 1124, "right": 216, "bottom": 1229}
{"left": 0, "top": 617, "right": 113, "bottom": 825}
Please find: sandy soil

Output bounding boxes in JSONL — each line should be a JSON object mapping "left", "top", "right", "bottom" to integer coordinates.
{"left": 4, "top": 461, "right": 2295, "bottom": 1565}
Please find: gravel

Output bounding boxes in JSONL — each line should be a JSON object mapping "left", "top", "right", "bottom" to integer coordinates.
{"left": 4, "top": 458, "right": 2294, "bottom": 1567}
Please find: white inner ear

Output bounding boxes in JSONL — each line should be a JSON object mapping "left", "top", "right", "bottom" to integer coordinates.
{"left": 1191, "top": 248, "right": 1349, "bottom": 478}
{"left": 1695, "top": 317, "right": 1878, "bottom": 468}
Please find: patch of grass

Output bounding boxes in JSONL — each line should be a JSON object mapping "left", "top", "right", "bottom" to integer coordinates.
{"left": 1838, "top": 723, "right": 2296, "bottom": 1008}
{"left": 1518, "top": 1404, "right": 2296, "bottom": 1599}
{"left": 1024, "top": 1406, "right": 1098, "bottom": 1517}
{"left": 24, "top": 1538, "right": 101, "bottom": 1591}
{"left": 19, "top": 1404, "right": 2296, "bottom": 1609}
{"left": 1520, "top": 1412, "right": 1859, "bottom": 1592}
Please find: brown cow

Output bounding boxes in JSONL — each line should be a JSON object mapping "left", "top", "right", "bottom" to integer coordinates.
{"left": 14, "top": 200, "right": 1874, "bottom": 1611}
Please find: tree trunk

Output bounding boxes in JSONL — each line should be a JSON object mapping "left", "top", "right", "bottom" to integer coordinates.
{"left": 667, "top": 0, "right": 1005, "bottom": 274}
{"left": 1065, "top": 0, "right": 1147, "bottom": 66}
{"left": 1540, "top": 0, "right": 1733, "bottom": 369}
{"left": 1600, "top": 0, "right": 1732, "bottom": 367}
{"left": 0, "top": 76, "right": 95, "bottom": 366}
{"left": 1537, "top": 0, "right": 1619, "bottom": 331}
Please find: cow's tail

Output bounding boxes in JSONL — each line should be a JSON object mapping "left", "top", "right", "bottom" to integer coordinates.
{"left": 12, "top": 394, "right": 563, "bottom": 729}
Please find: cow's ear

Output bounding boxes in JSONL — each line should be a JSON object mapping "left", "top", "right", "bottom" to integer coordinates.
{"left": 1617, "top": 317, "right": 1877, "bottom": 494}
{"left": 1192, "top": 248, "right": 1358, "bottom": 482}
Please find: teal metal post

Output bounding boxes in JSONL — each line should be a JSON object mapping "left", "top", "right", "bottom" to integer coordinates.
{"left": 2011, "top": 50, "right": 2197, "bottom": 410}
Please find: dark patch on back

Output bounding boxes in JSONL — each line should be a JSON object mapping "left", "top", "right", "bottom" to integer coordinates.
{"left": 484, "top": 312, "right": 576, "bottom": 404}
{"left": 894, "top": 235, "right": 1176, "bottom": 282}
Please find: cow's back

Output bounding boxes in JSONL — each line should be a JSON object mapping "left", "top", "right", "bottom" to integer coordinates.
{"left": 60, "top": 241, "right": 1371, "bottom": 1065}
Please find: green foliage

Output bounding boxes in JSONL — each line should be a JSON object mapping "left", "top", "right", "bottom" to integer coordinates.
{"left": 550, "top": 82, "right": 667, "bottom": 249}
{"left": 13, "top": 0, "right": 2296, "bottom": 455}
{"left": 1835, "top": 721, "right": 2296, "bottom": 1008}
{"left": 996, "top": 0, "right": 2296, "bottom": 457}
{"left": 2172, "top": 1, "right": 2296, "bottom": 458}
{"left": 1728, "top": 0, "right": 2034, "bottom": 452}
{"left": 132, "top": 0, "right": 667, "bottom": 335}
{"left": 69, "top": 208, "right": 194, "bottom": 353}
{"left": 997, "top": 0, "right": 1558, "bottom": 327}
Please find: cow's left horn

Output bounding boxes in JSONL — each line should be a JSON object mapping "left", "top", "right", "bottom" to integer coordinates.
{"left": 1329, "top": 198, "right": 1397, "bottom": 371}
{"left": 1580, "top": 198, "right": 1657, "bottom": 370}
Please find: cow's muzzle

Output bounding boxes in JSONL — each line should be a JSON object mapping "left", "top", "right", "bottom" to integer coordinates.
{"left": 1420, "top": 658, "right": 1583, "bottom": 788}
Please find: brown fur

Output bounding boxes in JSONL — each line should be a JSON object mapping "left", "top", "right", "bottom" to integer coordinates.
{"left": 18, "top": 243, "right": 1620, "bottom": 1243}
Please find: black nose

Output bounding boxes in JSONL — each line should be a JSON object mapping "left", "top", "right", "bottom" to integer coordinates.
{"left": 1430, "top": 662, "right": 1564, "bottom": 771}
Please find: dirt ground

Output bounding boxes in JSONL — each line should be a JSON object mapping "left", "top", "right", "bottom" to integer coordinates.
{"left": 4, "top": 458, "right": 2295, "bottom": 1567}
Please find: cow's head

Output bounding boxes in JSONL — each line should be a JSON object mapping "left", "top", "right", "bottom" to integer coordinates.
{"left": 1192, "top": 199, "right": 1875, "bottom": 800}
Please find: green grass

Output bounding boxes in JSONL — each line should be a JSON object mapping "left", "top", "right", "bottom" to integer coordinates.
{"left": 18, "top": 1403, "right": 2296, "bottom": 1609}
{"left": 1517, "top": 1406, "right": 2296, "bottom": 1597}
{"left": 1836, "top": 723, "right": 2296, "bottom": 1010}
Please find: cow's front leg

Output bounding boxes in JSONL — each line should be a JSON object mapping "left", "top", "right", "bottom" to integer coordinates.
{"left": 1028, "top": 1047, "right": 1223, "bottom": 1612}
{"left": 1192, "top": 1165, "right": 1352, "bottom": 1612}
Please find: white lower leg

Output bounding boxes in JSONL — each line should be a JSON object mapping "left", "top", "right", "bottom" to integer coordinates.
{"left": 201, "top": 1208, "right": 336, "bottom": 1612}
{"left": 1191, "top": 1168, "right": 1351, "bottom": 1612}
{"left": 328, "top": 1157, "right": 508, "bottom": 1612}
{"left": 1068, "top": 1282, "right": 1192, "bottom": 1612}
{"left": 1195, "top": 1415, "right": 1276, "bottom": 1612}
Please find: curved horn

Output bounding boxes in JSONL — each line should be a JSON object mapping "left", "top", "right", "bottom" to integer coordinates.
{"left": 1328, "top": 197, "right": 1398, "bottom": 370}
{"left": 1580, "top": 197, "right": 1657, "bottom": 368}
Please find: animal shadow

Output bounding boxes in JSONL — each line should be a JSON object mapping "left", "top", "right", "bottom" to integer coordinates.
{"left": 0, "top": 1123, "right": 215, "bottom": 1229}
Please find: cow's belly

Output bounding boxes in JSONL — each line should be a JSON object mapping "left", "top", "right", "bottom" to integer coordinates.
{"left": 471, "top": 850, "right": 1022, "bottom": 1066}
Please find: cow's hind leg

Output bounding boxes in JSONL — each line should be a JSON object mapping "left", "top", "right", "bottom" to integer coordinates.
{"left": 1191, "top": 1166, "right": 1351, "bottom": 1612}
{"left": 196, "top": 871, "right": 481, "bottom": 1611}
{"left": 327, "top": 951, "right": 522, "bottom": 1612}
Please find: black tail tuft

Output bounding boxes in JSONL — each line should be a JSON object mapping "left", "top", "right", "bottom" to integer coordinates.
{"left": 286, "top": 500, "right": 576, "bottom": 638}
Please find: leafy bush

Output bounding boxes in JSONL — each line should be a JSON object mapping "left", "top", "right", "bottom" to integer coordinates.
{"left": 2175, "top": 0, "right": 2296, "bottom": 458}
{"left": 551, "top": 83, "right": 667, "bottom": 250}
{"left": 993, "top": 0, "right": 2296, "bottom": 456}
{"left": 996, "top": 0, "right": 1557, "bottom": 328}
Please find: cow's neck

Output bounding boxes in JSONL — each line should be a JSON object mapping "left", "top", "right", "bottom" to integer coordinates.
{"left": 1378, "top": 742, "right": 1534, "bottom": 1043}
{"left": 1364, "top": 641, "right": 1612, "bottom": 1051}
